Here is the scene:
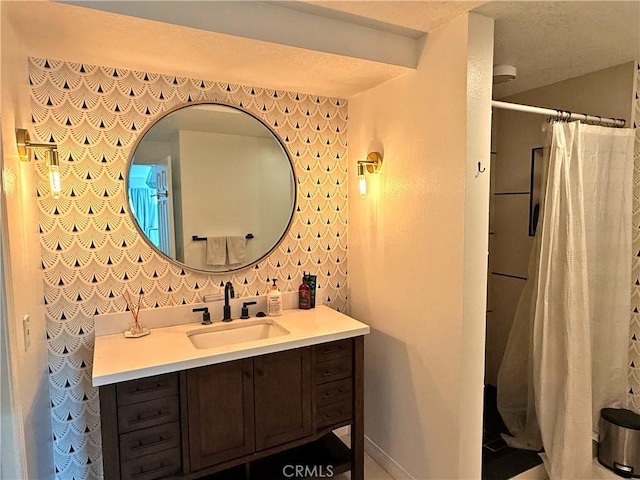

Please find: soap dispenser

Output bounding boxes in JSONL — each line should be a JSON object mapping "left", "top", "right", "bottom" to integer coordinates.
{"left": 267, "top": 279, "right": 282, "bottom": 317}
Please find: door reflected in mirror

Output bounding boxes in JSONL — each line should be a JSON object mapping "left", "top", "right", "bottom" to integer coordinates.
{"left": 127, "top": 103, "right": 296, "bottom": 272}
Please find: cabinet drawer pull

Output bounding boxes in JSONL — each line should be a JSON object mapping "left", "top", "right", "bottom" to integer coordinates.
{"left": 132, "top": 462, "right": 167, "bottom": 478}
{"left": 256, "top": 368, "right": 264, "bottom": 377}
{"left": 316, "top": 399, "right": 352, "bottom": 428}
{"left": 321, "top": 388, "right": 346, "bottom": 399}
{"left": 314, "top": 340, "right": 352, "bottom": 361}
{"left": 131, "top": 382, "right": 168, "bottom": 394}
{"left": 131, "top": 410, "right": 170, "bottom": 424}
{"left": 118, "top": 396, "right": 179, "bottom": 433}
{"left": 131, "top": 435, "right": 168, "bottom": 451}
{"left": 117, "top": 374, "right": 179, "bottom": 406}
{"left": 119, "top": 422, "right": 181, "bottom": 461}
{"left": 316, "top": 378, "right": 352, "bottom": 406}
{"left": 322, "top": 346, "right": 345, "bottom": 355}
{"left": 324, "top": 409, "right": 346, "bottom": 419}
{"left": 322, "top": 367, "right": 347, "bottom": 377}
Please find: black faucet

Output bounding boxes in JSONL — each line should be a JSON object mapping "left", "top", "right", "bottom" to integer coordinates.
{"left": 223, "top": 282, "right": 235, "bottom": 322}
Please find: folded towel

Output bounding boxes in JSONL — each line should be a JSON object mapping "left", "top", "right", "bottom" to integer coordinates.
{"left": 226, "top": 236, "right": 247, "bottom": 264}
{"left": 206, "top": 237, "right": 226, "bottom": 265}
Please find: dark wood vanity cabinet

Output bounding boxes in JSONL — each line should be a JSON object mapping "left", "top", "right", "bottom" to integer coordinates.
{"left": 313, "top": 339, "right": 354, "bottom": 429}
{"left": 186, "top": 348, "right": 312, "bottom": 470}
{"left": 186, "top": 358, "right": 255, "bottom": 470}
{"left": 99, "top": 373, "right": 182, "bottom": 480}
{"left": 99, "top": 336, "right": 363, "bottom": 480}
{"left": 253, "top": 348, "right": 313, "bottom": 450}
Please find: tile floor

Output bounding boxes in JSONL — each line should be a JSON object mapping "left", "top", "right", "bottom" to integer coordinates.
{"left": 482, "top": 386, "right": 543, "bottom": 480}
{"left": 511, "top": 456, "right": 626, "bottom": 480}
{"left": 331, "top": 454, "right": 395, "bottom": 480}
{"left": 333, "top": 433, "right": 395, "bottom": 480}
{"left": 328, "top": 403, "right": 620, "bottom": 480}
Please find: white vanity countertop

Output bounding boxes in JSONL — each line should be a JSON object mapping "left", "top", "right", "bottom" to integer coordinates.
{"left": 92, "top": 306, "right": 369, "bottom": 387}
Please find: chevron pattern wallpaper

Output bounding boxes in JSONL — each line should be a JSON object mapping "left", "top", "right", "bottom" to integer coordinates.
{"left": 29, "top": 57, "right": 348, "bottom": 479}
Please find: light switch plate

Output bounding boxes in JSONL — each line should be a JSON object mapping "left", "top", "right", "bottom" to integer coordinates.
{"left": 23, "top": 314, "right": 30, "bottom": 351}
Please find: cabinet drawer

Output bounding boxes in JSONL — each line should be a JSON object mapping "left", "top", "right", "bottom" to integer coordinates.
{"left": 315, "top": 357, "right": 352, "bottom": 385}
{"left": 121, "top": 447, "right": 181, "bottom": 480}
{"left": 119, "top": 421, "right": 181, "bottom": 461}
{"left": 116, "top": 373, "right": 178, "bottom": 406}
{"left": 314, "top": 339, "right": 352, "bottom": 363}
{"left": 316, "top": 400, "right": 352, "bottom": 429}
{"left": 316, "top": 378, "right": 352, "bottom": 407}
{"left": 118, "top": 396, "right": 180, "bottom": 434}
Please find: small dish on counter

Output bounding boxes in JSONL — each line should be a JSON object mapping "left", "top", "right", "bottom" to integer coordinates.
{"left": 123, "top": 328, "right": 150, "bottom": 338}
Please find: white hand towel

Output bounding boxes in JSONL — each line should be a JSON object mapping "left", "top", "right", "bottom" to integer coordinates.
{"left": 206, "top": 237, "right": 226, "bottom": 265}
{"left": 226, "top": 236, "right": 247, "bottom": 264}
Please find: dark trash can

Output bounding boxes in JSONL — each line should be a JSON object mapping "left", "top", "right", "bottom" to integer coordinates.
{"left": 598, "top": 408, "right": 640, "bottom": 478}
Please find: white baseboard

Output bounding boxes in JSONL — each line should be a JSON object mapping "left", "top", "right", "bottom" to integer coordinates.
{"left": 364, "top": 434, "right": 414, "bottom": 480}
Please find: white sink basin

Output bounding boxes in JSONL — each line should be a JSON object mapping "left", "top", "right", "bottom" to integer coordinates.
{"left": 187, "top": 318, "right": 290, "bottom": 350}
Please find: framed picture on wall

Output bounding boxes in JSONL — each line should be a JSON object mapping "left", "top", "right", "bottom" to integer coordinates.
{"left": 529, "top": 147, "right": 544, "bottom": 236}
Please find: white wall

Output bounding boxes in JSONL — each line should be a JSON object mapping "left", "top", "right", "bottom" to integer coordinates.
{"left": 1, "top": 143, "right": 24, "bottom": 480}
{"left": 348, "top": 13, "right": 494, "bottom": 479}
{"left": 460, "top": 14, "right": 494, "bottom": 476}
{"left": 1, "top": 11, "right": 54, "bottom": 480}
{"left": 486, "top": 62, "right": 635, "bottom": 385}
{"left": 178, "top": 130, "right": 291, "bottom": 270}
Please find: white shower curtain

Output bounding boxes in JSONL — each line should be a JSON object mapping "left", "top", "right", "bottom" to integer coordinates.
{"left": 498, "top": 122, "right": 635, "bottom": 479}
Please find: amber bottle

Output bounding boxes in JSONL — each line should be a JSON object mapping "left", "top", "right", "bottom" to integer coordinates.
{"left": 298, "top": 273, "right": 311, "bottom": 310}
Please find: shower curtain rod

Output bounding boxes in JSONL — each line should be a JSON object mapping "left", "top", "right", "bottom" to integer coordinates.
{"left": 491, "top": 100, "right": 626, "bottom": 128}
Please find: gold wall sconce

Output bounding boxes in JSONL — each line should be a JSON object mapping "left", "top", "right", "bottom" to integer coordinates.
{"left": 357, "top": 152, "right": 382, "bottom": 198}
{"left": 16, "top": 128, "right": 61, "bottom": 199}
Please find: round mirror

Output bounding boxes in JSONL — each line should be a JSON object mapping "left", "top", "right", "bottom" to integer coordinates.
{"left": 126, "top": 103, "right": 296, "bottom": 272}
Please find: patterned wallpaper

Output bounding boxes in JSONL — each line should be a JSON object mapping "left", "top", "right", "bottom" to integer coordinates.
{"left": 29, "top": 57, "right": 348, "bottom": 480}
{"left": 630, "top": 60, "right": 640, "bottom": 414}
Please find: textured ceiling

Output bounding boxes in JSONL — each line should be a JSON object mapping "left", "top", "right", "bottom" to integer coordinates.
{"left": 4, "top": 1, "right": 638, "bottom": 99}
{"left": 474, "top": 1, "right": 640, "bottom": 98}
{"left": 3, "top": 1, "right": 417, "bottom": 99}
{"left": 274, "top": 1, "right": 486, "bottom": 35}
{"left": 303, "top": 0, "right": 640, "bottom": 98}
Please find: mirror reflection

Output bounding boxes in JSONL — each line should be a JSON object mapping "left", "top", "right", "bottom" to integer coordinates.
{"left": 127, "top": 103, "right": 296, "bottom": 272}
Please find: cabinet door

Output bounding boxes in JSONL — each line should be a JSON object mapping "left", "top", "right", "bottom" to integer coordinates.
{"left": 186, "top": 359, "right": 255, "bottom": 471}
{"left": 254, "top": 348, "right": 313, "bottom": 450}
